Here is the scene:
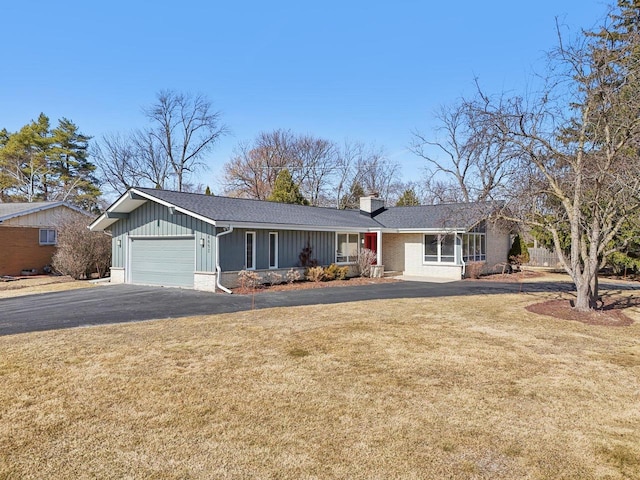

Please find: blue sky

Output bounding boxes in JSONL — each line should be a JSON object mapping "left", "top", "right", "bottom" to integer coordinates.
{"left": 1, "top": 1, "right": 610, "bottom": 193}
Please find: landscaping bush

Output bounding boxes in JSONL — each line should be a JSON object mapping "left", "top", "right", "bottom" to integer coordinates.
{"left": 263, "top": 272, "right": 283, "bottom": 286}
{"left": 52, "top": 216, "right": 111, "bottom": 280}
{"left": 324, "top": 263, "right": 349, "bottom": 281}
{"left": 238, "top": 270, "right": 260, "bottom": 290}
{"left": 305, "top": 266, "right": 325, "bottom": 282}
{"left": 466, "top": 261, "right": 484, "bottom": 279}
{"left": 357, "top": 248, "right": 377, "bottom": 277}
{"left": 508, "top": 234, "right": 530, "bottom": 264}
{"left": 286, "top": 268, "right": 302, "bottom": 284}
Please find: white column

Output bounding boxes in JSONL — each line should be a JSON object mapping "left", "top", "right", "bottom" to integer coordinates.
{"left": 376, "top": 230, "right": 383, "bottom": 266}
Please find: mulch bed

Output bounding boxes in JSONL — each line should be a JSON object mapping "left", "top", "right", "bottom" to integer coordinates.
{"left": 232, "top": 276, "right": 399, "bottom": 295}
{"left": 526, "top": 298, "right": 635, "bottom": 327}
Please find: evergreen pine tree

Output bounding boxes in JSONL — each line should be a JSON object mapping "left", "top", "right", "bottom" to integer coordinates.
{"left": 268, "top": 169, "right": 309, "bottom": 205}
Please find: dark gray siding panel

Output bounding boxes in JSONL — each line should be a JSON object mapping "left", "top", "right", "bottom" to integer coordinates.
{"left": 218, "top": 228, "right": 336, "bottom": 271}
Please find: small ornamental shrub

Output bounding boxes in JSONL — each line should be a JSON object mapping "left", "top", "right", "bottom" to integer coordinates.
{"left": 264, "top": 272, "right": 283, "bottom": 286}
{"left": 286, "top": 268, "right": 302, "bottom": 284}
{"left": 238, "top": 270, "right": 260, "bottom": 290}
{"left": 466, "top": 261, "right": 484, "bottom": 279}
{"left": 324, "top": 263, "right": 349, "bottom": 281}
{"left": 508, "top": 234, "right": 530, "bottom": 264}
{"left": 357, "top": 248, "right": 377, "bottom": 277}
{"left": 305, "top": 266, "right": 325, "bottom": 282}
{"left": 298, "top": 238, "right": 318, "bottom": 267}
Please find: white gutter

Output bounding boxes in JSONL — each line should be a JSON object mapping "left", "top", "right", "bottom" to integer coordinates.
{"left": 215, "top": 226, "right": 234, "bottom": 294}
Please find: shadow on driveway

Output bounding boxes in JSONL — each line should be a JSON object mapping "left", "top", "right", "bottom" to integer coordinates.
{"left": 1, "top": 278, "right": 637, "bottom": 336}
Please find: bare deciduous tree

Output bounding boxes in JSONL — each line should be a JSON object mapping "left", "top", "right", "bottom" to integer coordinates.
{"left": 145, "top": 90, "right": 227, "bottom": 191}
{"left": 52, "top": 215, "right": 111, "bottom": 279}
{"left": 487, "top": 7, "right": 640, "bottom": 310}
{"left": 410, "top": 91, "right": 517, "bottom": 203}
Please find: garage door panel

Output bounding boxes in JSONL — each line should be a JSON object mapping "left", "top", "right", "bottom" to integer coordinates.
{"left": 130, "top": 238, "right": 194, "bottom": 287}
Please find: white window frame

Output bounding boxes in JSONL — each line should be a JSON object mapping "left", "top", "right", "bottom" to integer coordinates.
{"left": 39, "top": 228, "right": 57, "bottom": 245}
{"left": 269, "top": 232, "right": 278, "bottom": 269}
{"left": 336, "top": 232, "right": 359, "bottom": 264}
{"left": 462, "top": 223, "right": 487, "bottom": 262}
{"left": 423, "top": 234, "right": 456, "bottom": 264}
{"left": 245, "top": 231, "right": 256, "bottom": 270}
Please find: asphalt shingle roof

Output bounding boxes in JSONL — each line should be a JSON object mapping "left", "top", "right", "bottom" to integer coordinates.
{"left": 0, "top": 202, "right": 63, "bottom": 222}
{"left": 136, "top": 188, "right": 497, "bottom": 230}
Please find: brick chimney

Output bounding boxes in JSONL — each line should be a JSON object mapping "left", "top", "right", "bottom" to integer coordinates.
{"left": 359, "top": 194, "right": 385, "bottom": 216}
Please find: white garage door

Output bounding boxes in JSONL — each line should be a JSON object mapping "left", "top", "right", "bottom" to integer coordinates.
{"left": 130, "top": 237, "right": 194, "bottom": 287}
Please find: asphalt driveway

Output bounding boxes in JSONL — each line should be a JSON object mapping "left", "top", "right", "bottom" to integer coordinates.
{"left": 0, "top": 279, "right": 582, "bottom": 336}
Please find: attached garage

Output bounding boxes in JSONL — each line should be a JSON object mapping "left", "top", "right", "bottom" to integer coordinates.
{"left": 129, "top": 237, "right": 195, "bottom": 288}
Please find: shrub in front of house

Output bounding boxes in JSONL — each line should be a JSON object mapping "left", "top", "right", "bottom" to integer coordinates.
{"left": 238, "top": 270, "right": 260, "bottom": 290}
{"left": 357, "top": 248, "right": 377, "bottom": 277}
{"left": 324, "top": 263, "right": 349, "bottom": 281}
{"left": 286, "top": 268, "right": 302, "bottom": 284}
{"left": 305, "top": 266, "right": 325, "bottom": 282}
{"left": 263, "top": 271, "right": 283, "bottom": 286}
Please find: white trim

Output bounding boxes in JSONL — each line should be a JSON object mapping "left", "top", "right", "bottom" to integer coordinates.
{"left": 38, "top": 228, "right": 57, "bottom": 245}
{"left": 268, "top": 232, "right": 278, "bottom": 269}
{"left": 245, "top": 231, "right": 256, "bottom": 270}
{"left": 423, "top": 233, "right": 457, "bottom": 264}
{"left": 335, "top": 232, "right": 359, "bottom": 264}
{"left": 126, "top": 235, "right": 196, "bottom": 285}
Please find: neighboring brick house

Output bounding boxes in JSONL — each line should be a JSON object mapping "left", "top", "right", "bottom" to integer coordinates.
{"left": 89, "top": 188, "right": 512, "bottom": 291}
{"left": 0, "top": 202, "right": 92, "bottom": 276}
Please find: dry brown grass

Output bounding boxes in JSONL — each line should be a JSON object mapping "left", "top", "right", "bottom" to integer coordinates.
{"left": 1, "top": 291, "right": 639, "bottom": 479}
{"left": 0, "top": 276, "right": 95, "bottom": 298}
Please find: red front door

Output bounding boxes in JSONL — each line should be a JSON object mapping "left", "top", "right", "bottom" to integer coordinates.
{"left": 364, "top": 233, "right": 377, "bottom": 265}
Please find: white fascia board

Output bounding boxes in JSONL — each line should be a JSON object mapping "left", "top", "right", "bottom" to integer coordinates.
{"left": 88, "top": 214, "right": 118, "bottom": 231}
{"left": 127, "top": 189, "right": 218, "bottom": 227}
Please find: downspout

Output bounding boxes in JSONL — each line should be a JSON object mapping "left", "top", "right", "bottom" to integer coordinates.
{"left": 215, "top": 226, "right": 234, "bottom": 294}
{"left": 458, "top": 234, "right": 466, "bottom": 278}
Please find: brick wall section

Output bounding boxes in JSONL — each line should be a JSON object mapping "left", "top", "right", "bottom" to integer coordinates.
{"left": 0, "top": 227, "right": 56, "bottom": 276}
{"left": 380, "top": 233, "right": 405, "bottom": 272}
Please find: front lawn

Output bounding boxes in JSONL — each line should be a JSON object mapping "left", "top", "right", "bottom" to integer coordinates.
{"left": 1, "top": 292, "right": 639, "bottom": 479}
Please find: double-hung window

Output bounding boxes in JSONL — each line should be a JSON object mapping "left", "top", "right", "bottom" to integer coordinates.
{"left": 423, "top": 234, "right": 456, "bottom": 263}
{"left": 245, "top": 232, "right": 256, "bottom": 269}
{"left": 336, "top": 233, "right": 359, "bottom": 263}
{"left": 39, "top": 229, "right": 57, "bottom": 245}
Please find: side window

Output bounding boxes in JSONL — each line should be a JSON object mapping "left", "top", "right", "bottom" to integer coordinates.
{"left": 245, "top": 232, "right": 256, "bottom": 269}
{"left": 269, "top": 232, "right": 278, "bottom": 268}
{"left": 39, "top": 229, "right": 57, "bottom": 245}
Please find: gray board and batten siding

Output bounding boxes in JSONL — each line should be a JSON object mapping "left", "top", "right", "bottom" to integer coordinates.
{"left": 110, "top": 200, "right": 216, "bottom": 273}
{"left": 218, "top": 229, "right": 336, "bottom": 271}
{"left": 110, "top": 199, "right": 337, "bottom": 275}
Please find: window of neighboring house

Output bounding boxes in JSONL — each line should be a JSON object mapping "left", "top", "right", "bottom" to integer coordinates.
{"left": 269, "top": 232, "right": 278, "bottom": 269}
{"left": 423, "top": 234, "right": 456, "bottom": 263}
{"left": 245, "top": 232, "right": 256, "bottom": 270}
{"left": 462, "top": 222, "right": 487, "bottom": 262}
{"left": 39, "top": 229, "right": 57, "bottom": 245}
{"left": 336, "top": 233, "right": 359, "bottom": 263}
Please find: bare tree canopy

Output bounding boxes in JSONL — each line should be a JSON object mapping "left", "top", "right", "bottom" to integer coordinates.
{"left": 410, "top": 91, "right": 517, "bottom": 203}
{"left": 223, "top": 132, "right": 401, "bottom": 207}
{"left": 484, "top": 2, "right": 640, "bottom": 310}
{"left": 145, "top": 90, "right": 227, "bottom": 192}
